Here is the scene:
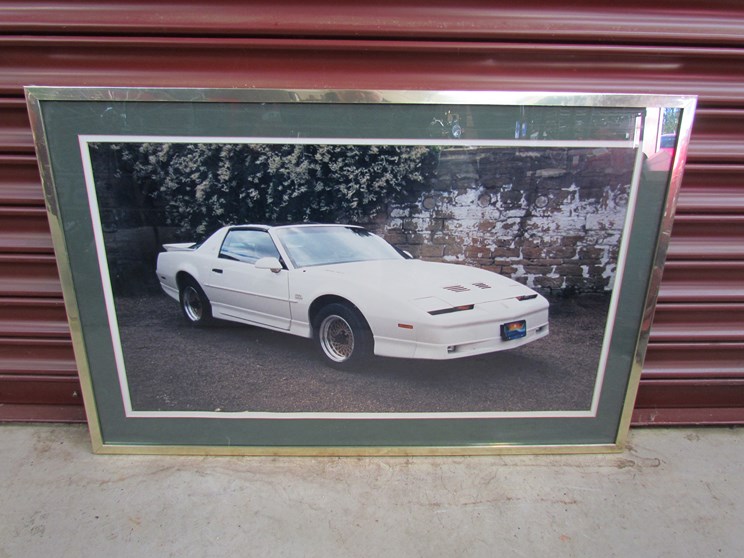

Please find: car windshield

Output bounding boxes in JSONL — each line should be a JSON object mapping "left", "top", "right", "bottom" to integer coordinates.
{"left": 274, "top": 226, "right": 403, "bottom": 268}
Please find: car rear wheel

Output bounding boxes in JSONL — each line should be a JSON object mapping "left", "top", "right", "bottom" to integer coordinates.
{"left": 179, "top": 278, "right": 212, "bottom": 325}
{"left": 314, "top": 303, "right": 372, "bottom": 369}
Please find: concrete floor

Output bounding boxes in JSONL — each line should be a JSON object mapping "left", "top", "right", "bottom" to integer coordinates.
{"left": 0, "top": 424, "right": 742, "bottom": 557}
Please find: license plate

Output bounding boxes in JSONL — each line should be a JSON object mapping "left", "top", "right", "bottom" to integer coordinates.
{"left": 501, "top": 320, "right": 527, "bottom": 341}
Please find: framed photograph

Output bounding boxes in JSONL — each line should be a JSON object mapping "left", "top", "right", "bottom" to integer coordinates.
{"left": 25, "top": 87, "right": 696, "bottom": 455}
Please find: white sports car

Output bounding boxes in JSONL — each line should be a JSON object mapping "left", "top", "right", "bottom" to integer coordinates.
{"left": 156, "top": 224, "right": 549, "bottom": 368}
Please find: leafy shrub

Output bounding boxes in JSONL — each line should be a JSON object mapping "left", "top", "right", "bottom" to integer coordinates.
{"left": 110, "top": 142, "right": 435, "bottom": 236}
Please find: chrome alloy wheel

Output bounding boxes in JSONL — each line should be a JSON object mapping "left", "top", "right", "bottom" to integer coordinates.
{"left": 182, "top": 285, "right": 204, "bottom": 322}
{"left": 319, "top": 314, "right": 355, "bottom": 362}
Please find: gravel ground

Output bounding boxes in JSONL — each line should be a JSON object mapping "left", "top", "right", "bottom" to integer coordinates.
{"left": 114, "top": 292, "right": 611, "bottom": 414}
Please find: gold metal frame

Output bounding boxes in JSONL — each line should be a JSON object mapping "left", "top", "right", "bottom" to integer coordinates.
{"left": 25, "top": 87, "right": 697, "bottom": 455}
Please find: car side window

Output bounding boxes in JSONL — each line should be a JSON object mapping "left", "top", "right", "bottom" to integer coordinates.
{"left": 219, "top": 230, "right": 281, "bottom": 264}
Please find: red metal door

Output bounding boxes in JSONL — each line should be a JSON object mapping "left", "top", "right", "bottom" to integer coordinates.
{"left": 1, "top": 0, "right": 742, "bottom": 424}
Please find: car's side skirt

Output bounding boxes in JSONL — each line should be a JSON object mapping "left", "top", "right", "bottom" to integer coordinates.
{"left": 212, "top": 302, "right": 291, "bottom": 331}
{"left": 208, "top": 303, "right": 314, "bottom": 339}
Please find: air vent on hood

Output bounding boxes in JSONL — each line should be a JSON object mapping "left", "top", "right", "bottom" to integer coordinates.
{"left": 472, "top": 282, "right": 491, "bottom": 289}
{"left": 443, "top": 285, "right": 470, "bottom": 292}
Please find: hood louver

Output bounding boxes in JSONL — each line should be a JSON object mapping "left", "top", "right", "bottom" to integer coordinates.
{"left": 444, "top": 285, "right": 470, "bottom": 292}
{"left": 443, "top": 282, "right": 492, "bottom": 293}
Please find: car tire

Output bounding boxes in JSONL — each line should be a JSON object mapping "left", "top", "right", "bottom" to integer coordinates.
{"left": 314, "top": 303, "right": 372, "bottom": 369}
{"left": 179, "top": 277, "right": 213, "bottom": 326}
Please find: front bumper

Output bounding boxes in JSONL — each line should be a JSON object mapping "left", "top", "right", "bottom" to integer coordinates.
{"left": 373, "top": 297, "right": 550, "bottom": 360}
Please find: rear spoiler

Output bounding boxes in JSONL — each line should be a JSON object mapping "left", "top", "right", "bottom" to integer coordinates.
{"left": 162, "top": 242, "right": 197, "bottom": 252}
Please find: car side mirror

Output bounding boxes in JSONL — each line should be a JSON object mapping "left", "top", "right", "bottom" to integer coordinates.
{"left": 255, "top": 256, "right": 283, "bottom": 273}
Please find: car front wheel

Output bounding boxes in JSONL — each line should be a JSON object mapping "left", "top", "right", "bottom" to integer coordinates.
{"left": 179, "top": 278, "right": 212, "bottom": 325}
{"left": 314, "top": 303, "right": 372, "bottom": 369}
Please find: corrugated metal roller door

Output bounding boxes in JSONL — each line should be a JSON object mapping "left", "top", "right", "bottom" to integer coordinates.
{"left": 0, "top": 1, "right": 742, "bottom": 424}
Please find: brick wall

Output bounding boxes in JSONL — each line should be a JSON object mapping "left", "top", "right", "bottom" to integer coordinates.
{"left": 374, "top": 147, "right": 635, "bottom": 295}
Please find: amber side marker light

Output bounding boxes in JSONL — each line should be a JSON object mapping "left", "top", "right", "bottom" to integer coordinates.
{"left": 428, "top": 304, "right": 475, "bottom": 316}
{"left": 516, "top": 294, "right": 537, "bottom": 301}
{"left": 397, "top": 323, "right": 414, "bottom": 329}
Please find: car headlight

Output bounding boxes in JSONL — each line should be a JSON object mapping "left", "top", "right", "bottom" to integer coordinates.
{"left": 412, "top": 297, "right": 475, "bottom": 316}
{"left": 428, "top": 304, "right": 475, "bottom": 316}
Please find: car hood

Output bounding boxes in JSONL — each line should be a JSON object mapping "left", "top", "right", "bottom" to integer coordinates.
{"left": 307, "top": 259, "right": 537, "bottom": 306}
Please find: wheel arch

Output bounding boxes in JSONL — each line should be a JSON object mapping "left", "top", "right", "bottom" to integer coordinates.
{"left": 175, "top": 270, "right": 199, "bottom": 290}
{"left": 308, "top": 295, "right": 370, "bottom": 331}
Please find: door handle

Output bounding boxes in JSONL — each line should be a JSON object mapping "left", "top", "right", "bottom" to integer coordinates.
{"left": 212, "top": 268, "right": 223, "bottom": 274}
